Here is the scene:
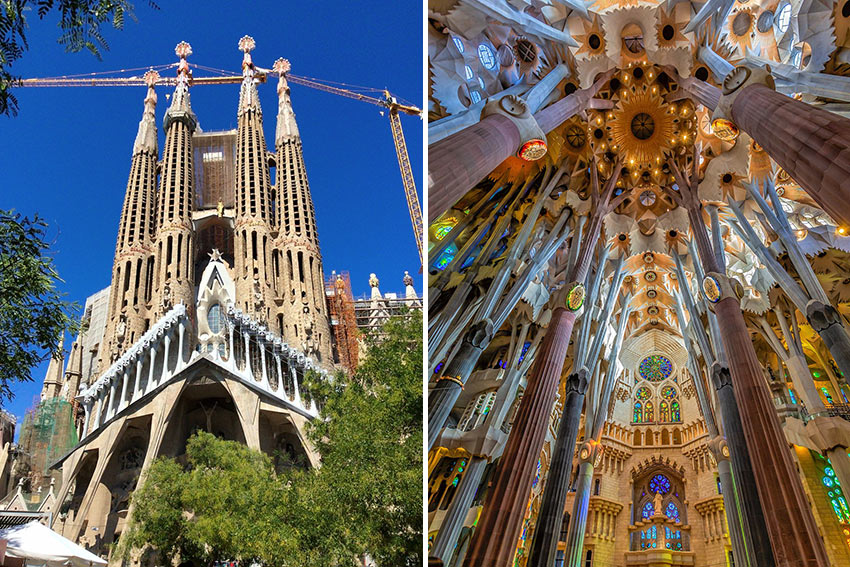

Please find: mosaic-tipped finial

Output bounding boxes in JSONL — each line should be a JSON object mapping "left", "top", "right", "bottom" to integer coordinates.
{"left": 175, "top": 41, "right": 192, "bottom": 59}
{"left": 238, "top": 35, "right": 256, "bottom": 53}
{"left": 143, "top": 69, "right": 160, "bottom": 88}
{"left": 273, "top": 57, "right": 291, "bottom": 75}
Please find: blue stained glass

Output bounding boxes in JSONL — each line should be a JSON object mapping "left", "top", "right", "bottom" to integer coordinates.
{"left": 827, "top": 467, "right": 836, "bottom": 477}
{"left": 665, "top": 501, "right": 680, "bottom": 522}
{"left": 639, "top": 355, "right": 673, "bottom": 381}
{"left": 478, "top": 44, "right": 497, "bottom": 69}
{"left": 452, "top": 36, "right": 465, "bottom": 53}
{"left": 452, "top": 476, "right": 459, "bottom": 487}
{"left": 789, "top": 388, "right": 798, "bottom": 404}
{"left": 649, "top": 474, "right": 671, "bottom": 494}
{"left": 435, "top": 243, "right": 458, "bottom": 271}
{"left": 470, "top": 91, "right": 482, "bottom": 104}
{"left": 519, "top": 342, "right": 531, "bottom": 363}
{"left": 671, "top": 400, "right": 681, "bottom": 422}
{"left": 464, "top": 65, "right": 474, "bottom": 80}
{"left": 641, "top": 501, "right": 654, "bottom": 519}
{"left": 825, "top": 476, "right": 835, "bottom": 488}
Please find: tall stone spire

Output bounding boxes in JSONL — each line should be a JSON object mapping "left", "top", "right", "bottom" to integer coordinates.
{"left": 153, "top": 41, "right": 198, "bottom": 319}
{"left": 270, "top": 57, "right": 333, "bottom": 366}
{"left": 100, "top": 69, "right": 161, "bottom": 367}
{"left": 40, "top": 337, "right": 65, "bottom": 401}
{"left": 233, "top": 36, "right": 275, "bottom": 324}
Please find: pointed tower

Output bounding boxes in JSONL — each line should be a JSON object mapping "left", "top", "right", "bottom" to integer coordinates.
{"left": 271, "top": 57, "right": 333, "bottom": 366}
{"left": 40, "top": 338, "right": 65, "bottom": 401}
{"left": 233, "top": 36, "right": 275, "bottom": 323}
{"left": 100, "top": 69, "right": 161, "bottom": 367}
{"left": 153, "top": 42, "right": 198, "bottom": 319}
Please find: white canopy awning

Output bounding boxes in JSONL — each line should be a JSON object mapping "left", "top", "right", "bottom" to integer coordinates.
{"left": 0, "top": 521, "right": 107, "bottom": 567}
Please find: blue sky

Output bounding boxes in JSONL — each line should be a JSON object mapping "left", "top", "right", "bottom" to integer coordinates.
{"left": 1, "top": 1, "right": 423, "bottom": 421}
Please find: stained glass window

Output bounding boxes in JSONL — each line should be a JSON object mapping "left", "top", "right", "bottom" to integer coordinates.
{"left": 642, "top": 501, "right": 655, "bottom": 519}
{"left": 822, "top": 387, "right": 834, "bottom": 404}
{"left": 452, "top": 36, "right": 465, "bottom": 53}
{"left": 660, "top": 401, "right": 670, "bottom": 422}
{"left": 636, "top": 386, "right": 652, "bottom": 400}
{"left": 649, "top": 474, "right": 671, "bottom": 494}
{"left": 640, "top": 525, "right": 657, "bottom": 549}
{"left": 665, "top": 527, "right": 683, "bottom": 550}
{"left": 433, "top": 217, "right": 457, "bottom": 241}
{"left": 208, "top": 303, "right": 224, "bottom": 334}
{"left": 639, "top": 355, "right": 673, "bottom": 382}
{"left": 435, "top": 243, "right": 458, "bottom": 271}
{"left": 464, "top": 65, "right": 474, "bottom": 80}
{"left": 665, "top": 501, "right": 680, "bottom": 522}
{"left": 645, "top": 401, "right": 654, "bottom": 422}
{"left": 470, "top": 91, "right": 482, "bottom": 104}
{"left": 814, "top": 453, "right": 850, "bottom": 551}
{"left": 661, "top": 386, "right": 677, "bottom": 399}
{"left": 532, "top": 459, "right": 542, "bottom": 489}
{"left": 671, "top": 400, "right": 681, "bottom": 422}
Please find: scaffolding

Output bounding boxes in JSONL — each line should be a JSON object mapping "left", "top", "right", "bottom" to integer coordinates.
{"left": 325, "top": 271, "right": 359, "bottom": 373}
{"left": 353, "top": 292, "right": 421, "bottom": 334}
{"left": 17, "top": 397, "right": 79, "bottom": 489}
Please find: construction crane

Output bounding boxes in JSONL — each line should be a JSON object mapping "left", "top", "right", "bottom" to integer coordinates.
{"left": 19, "top": 58, "right": 424, "bottom": 264}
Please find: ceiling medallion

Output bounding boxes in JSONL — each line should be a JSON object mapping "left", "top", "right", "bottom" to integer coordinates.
{"left": 643, "top": 252, "right": 654, "bottom": 264}
{"left": 645, "top": 270, "right": 658, "bottom": 282}
{"left": 518, "top": 139, "right": 548, "bottom": 161}
{"left": 648, "top": 305, "right": 660, "bottom": 316}
{"left": 711, "top": 118, "right": 740, "bottom": 141}
{"left": 703, "top": 275, "right": 722, "bottom": 303}
{"left": 639, "top": 190, "right": 656, "bottom": 206}
{"left": 630, "top": 112, "right": 655, "bottom": 140}
{"left": 566, "top": 282, "right": 586, "bottom": 311}
{"left": 646, "top": 289, "right": 658, "bottom": 299}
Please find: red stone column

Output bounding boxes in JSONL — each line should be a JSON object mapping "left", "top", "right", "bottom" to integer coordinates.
{"left": 463, "top": 307, "right": 576, "bottom": 567}
{"left": 713, "top": 296, "right": 829, "bottom": 566}
{"left": 731, "top": 83, "right": 850, "bottom": 227}
{"left": 428, "top": 114, "right": 521, "bottom": 224}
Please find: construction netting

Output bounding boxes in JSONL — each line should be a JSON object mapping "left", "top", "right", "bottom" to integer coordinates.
{"left": 17, "top": 398, "right": 79, "bottom": 488}
{"left": 194, "top": 130, "right": 237, "bottom": 210}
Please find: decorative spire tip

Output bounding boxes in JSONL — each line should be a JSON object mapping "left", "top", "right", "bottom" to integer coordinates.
{"left": 238, "top": 35, "right": 256, "bottom": 53}
{"left": 143, "top": 69, "right": 160, "bottom": 87}
{"left": 273, "top": 58, "right": 291, "bottom": 75}
{"left": 175, "top": 41, "right": 192, "bottom": 59}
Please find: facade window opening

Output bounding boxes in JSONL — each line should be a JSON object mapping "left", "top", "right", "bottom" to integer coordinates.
{"left": 776, "top": 2, "right": 791, "bottom": 33}
{"left": 208, "top": 303, "right": 224, "bottom": 334}
{"left": 478, "top": 44, "right": 497, "bottom": 70}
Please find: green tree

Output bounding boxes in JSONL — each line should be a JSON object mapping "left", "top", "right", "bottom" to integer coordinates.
{"left": 0, "top": 0, "right": 156, "bottom": 116}
{"left": 0, "top": 210, "right": 79, "bottom": 402}
{"left": 124, "top": 312, "right": 423, "bottom": 566}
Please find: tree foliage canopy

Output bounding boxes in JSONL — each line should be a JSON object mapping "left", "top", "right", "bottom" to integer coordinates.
{"left": 0, "top": 0, "right": 156, "bottom": 116}
{"left": 0, "top": 210, "right": 79, "bottom": 402}
{"left": 124, "top": 312, "right": 423, "bottom": 567}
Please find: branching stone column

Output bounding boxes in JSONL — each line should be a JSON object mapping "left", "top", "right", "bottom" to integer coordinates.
{"left": 428, "top": 321, "right": 494, "bottom": 450}
{"left": 666, "top": 149, "right": 827, "bottom": 566}
{"left": 712, "top": 364, "right": 775, "bottom": 567}
{"left": 527, "top": 370, "right": 588, "bottom": 567}
{"left": 563, "top": 442, "right": 602, "bottom": 566}
{"left": 464, "top": 161, "right": 625, "bottom": 567}
{"left": 431, "top": 456, "right": 488, "bottom": 565}
{"left": 807, "top": 301, "right": 850, "bottom": 388}
{"left": 713, "top": 65, "right": 850, "bottom": 227}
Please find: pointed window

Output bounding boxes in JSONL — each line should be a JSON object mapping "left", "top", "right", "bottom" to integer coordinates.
{"left": 641, "top": 501, "right": 654, "bottom": 519}
{"left": 634, "top": 401, "right": 643, "bottom": 423}
{"left": 665, "top": 501, "right": 680, "bottom": 522}
{"left": 644, "top": 401, "right": 654, "bottom": 422}
{"left": 660, "top": 400, "right": 669, "bottom": 422}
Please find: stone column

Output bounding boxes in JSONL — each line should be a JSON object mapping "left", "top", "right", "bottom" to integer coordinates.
{"left": 177, "top": 320, "right": 186, "bottom": 368}
{"left": 428, "top": 321, "right": 494, "bottom": 450}
{"left": 807, "top": 301, "right": 850, "bottom": 387}
{"left": 147, "top": 346, "right": 158, "bottom": 391}
{"left": 431, "top": 456, "right": 487, "bottom": 565}
{"left": 563, "top": 445, "right": 598, "bottom": 566}
{"left": 243, "top": 332, "right": 252, "bottom": 379}
{"left": 528, "top": 370, "right": 589, "bottom": 567}
{"left": 725, "top": 79, "right": 850, "bottom": 227}
{"left": 716, "top": 455, "right": 750, "bottom": 567}
{"left": 463, "top": 307, "right": 577, "bottom": 567}
{"left": 134, "top": 359, "right": 144, "bottom": 401}
{"left": 162, "top": 333, "right": 172, "bottom": 382}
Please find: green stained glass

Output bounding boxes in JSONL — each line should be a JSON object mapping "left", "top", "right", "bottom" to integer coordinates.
{"left": 636, "top": 386, "right": 652, "bottom": 400}
{"left": 661, "top": 386, "right": 677, "bottom": 399}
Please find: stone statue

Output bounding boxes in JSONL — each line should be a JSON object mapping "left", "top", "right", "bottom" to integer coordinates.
{"left": 162, "top": 283, "right": 172, "bottom": 311}
{"left": 653, "top": 491, "right": 663, "bottom": 516}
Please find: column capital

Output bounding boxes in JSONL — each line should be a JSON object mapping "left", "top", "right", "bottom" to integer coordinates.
{"left": 564, "top": 370, "right": 589, "bottom": 396}
{"left": 481, "top": 95, "right": 547, "bottom": 161}
{"left": 711, "top": 65, "right": 775, "bottom": 140}
{"left": 806, "top": 299, "right": 843, "bottom": 333}
{"left": 710, "top": 363, "right": 733, "bottom": 391}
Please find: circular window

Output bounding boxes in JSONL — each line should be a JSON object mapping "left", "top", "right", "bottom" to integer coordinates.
{"left": 515, "top": 38, "right": 537, "bottom": 63}
{"left": 631, "top": 113, "right": 655, "bottom": 139}
{"left": 777, "top": 2, "right": 792, "bottom": 33}
{"left": 452, "top": 36, "right": 465, "bottom": 53}
{"left": 649, "top": 474, "right": 672, "bottom": 494}
{"left": 478, "top": 44, "right": 497, "bottom": 70}
{"left": 662, "top": 25, "right": 675, "bottom": 41}
{"left": 589, "top": 33, "right": 601, "bottom": 50}
{"left": 208, "top": 303, "right": 224, "bottom": 334}
{"left": 694, "top": 66, "right": 710, "bottom": 81}
{"left": 566, "top": 124, "right": 587, "bottom": 148}
{"left": 639, "top": 355, "right": 673, "bottom": 382}
{"left": 844, "top": 0, "right": 850, "bottom": 18}
{"left": 639, "top": 190, "right": 656, "bottom": 206}
{"left": 757, "top": 10, "right": 774, "bottom": 33}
